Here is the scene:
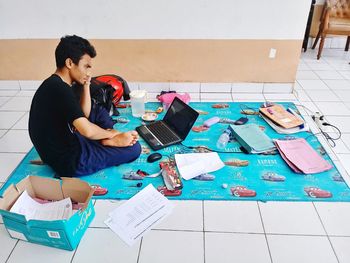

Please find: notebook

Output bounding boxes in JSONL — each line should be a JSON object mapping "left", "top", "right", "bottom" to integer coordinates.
{"left": 136, "top": 97, "right": 199, "bottom": 150}
{"left": 229, "top": 123, "right": 276, "bottom": 154}
{"left": 259, "top": 104, "right": 304, "bottom": 129}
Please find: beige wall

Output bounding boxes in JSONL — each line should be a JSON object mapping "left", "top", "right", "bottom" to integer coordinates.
{"left": 0, "top": 39, "right": 301, "bottom": 83}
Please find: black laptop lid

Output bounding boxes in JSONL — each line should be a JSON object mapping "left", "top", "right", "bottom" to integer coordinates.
{"left": 163, "top": 97, "right": 199, "bottom": 140}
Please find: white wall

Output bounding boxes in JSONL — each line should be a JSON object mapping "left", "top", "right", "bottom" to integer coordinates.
{"left": 0, "top": 0, "right": 310, "bottom": 39}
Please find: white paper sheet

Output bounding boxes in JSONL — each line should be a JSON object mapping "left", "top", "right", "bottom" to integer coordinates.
{"left": 105, "top": 184, "right": 173, "bottom": 246}
{"left": 10, "top": 190, "right": 72, "bottom": 221}
{"left": 174, "top": 152, "right": 225, "bottom": 180}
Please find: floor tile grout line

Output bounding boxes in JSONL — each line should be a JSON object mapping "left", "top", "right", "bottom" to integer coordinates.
{"left": 0, "top": 151, "right": 31, "bottom": 154}
{"left": 7, "top": 111, "right": 27, "bottom": 131}
{"left": 312, "top": 202, "right": 340, "bottom": 263}
{"left": 85, "top": 227, "right": 310, "bottom": 236}
{"left": 256, "top": 201, "right": 273, "bottom": 263}
{"left": 0, "top": 110, "right": 30, "bottom": 113}
{"left": 70, "top": 240, "right": 81, "bottom": 263}
{"left": 0, "top": 97, "right": 14, "bottom": 108}
{"left": 324, "top": 55, "right": 349, "bottom": 74}
{"left": 5, "top": 239, "right": 19, "bottom": 263}
{"left": 263, "top": 232, "right": 339, "bottom": 238}
{"left": 202, "top": 200, "right": 206, "bottom": 263}
{"left": 136, "top": 237, "right": 143, "bottom": 263}
{"left": 150, "top": 228, "right": 265, "bottom": 235}
{"left": 0, "top": 129, "right": 11, "bottom": 140}
{"left": 328, "top": 234, "right": 350, "bottom": 238}
{"left": 0, "top": 152, "right": 28, "bottom": 186}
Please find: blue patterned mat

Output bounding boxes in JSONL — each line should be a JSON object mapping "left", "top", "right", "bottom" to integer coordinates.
{"left": 1, "top": 102, "right": 350, "bottom": 202}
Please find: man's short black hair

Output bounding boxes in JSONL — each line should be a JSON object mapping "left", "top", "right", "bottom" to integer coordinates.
{"left": 55, "top": 35, "right": 96, "bottom": 68}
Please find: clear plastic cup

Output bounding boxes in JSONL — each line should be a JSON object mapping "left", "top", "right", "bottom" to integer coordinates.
{"left": 130, "top": 90, "right": 147, "bottom": 117}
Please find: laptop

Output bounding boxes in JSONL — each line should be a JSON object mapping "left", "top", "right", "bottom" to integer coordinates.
{"left": 136, "top": 97, "right": 199, "bottom": 150}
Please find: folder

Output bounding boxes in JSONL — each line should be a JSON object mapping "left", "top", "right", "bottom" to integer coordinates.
{"left": 274, "top": 138, "right": 332, "bottom": 174}
{"left": 259, "top": 104, "right": 304, "bottom": 129}
{"left": 229, "top": 124, "right": 276, "bottom": 154}
{"left": 261, "top": 109, "right": 309, "bottom": 134}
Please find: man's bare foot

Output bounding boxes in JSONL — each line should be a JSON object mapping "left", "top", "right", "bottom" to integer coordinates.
{"left": 101, "top": 131, "right": 138, "bottom": 147}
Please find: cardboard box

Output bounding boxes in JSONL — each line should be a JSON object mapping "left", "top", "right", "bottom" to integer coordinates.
{"left": 0, "top": 176, "right": 95, "bottom": 251}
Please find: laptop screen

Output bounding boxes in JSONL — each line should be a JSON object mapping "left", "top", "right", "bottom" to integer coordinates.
{"left": 163, "top": 97, "right": 199, "bottom": 140}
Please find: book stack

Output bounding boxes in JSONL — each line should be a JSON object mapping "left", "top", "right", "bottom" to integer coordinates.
{"left": 229, "top": 124, "right": 276, "bottom": 154}
{"left": 274, "top": 138, "right": 332, "bottom": 174}
{"left": 259, "top": 104, "right": 308, "bottom": 134}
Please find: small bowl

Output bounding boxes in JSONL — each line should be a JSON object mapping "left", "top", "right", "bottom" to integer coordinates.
{"left": 141, "top": 112, "right": 158, "bottom": 122}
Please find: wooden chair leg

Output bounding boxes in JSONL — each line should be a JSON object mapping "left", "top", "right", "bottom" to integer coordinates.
{"left": 317, "top": 36, "right": 326, "bottom": 59}
{"left": 312, "top": 30, "right": 322, "bottom": 49}
{"left": 345, "top": 36, "right": 350, "bottom": 51}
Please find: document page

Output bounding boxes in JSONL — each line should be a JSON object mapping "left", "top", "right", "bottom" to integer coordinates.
{"left": 10, "top": 190, "right": 72, "bottom": 221}
{"left": 105, "top": 184, "right": 173, "bottom": 246}
{"left": 174, "top": 152, "right": 225, "bottom": 180}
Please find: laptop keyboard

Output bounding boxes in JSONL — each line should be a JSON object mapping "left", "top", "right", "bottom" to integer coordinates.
{"left": 147, "top": 122, "right": 180, "bottom": 145}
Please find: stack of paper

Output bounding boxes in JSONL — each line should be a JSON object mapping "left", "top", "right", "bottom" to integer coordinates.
{"left": 10, "top": 190, "right": 72, "bottom": 221}
{"left": 105, "top": 184, "right": 173, "bottom": 246}
{"left": 275, "top": 138, "right": 332, "bottom": 174}
{"left": 229, "top": 124, "right": 276, "bottom": 154}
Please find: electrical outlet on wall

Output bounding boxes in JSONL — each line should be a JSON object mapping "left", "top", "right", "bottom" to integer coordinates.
{"left": 269, "top": 48, "right": 277, "bottom": 59}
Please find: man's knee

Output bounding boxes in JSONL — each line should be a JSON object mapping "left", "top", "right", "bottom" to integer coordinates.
{"left": 90, "top": 104, "right": 114, "bottom": 129}
{"left": 128, "top": 142, "right": 142, "bottom": 161}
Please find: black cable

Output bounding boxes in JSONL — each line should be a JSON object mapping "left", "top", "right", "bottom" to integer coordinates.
{"left": 324, "top": 123, "right": 342, "bottom": 139}
{"left": 305, "top": 122, "right": 342, "bottom": 148}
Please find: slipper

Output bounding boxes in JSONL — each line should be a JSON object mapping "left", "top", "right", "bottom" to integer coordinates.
{"left": 91, "top": 185, "right": 108, "bottom": 196}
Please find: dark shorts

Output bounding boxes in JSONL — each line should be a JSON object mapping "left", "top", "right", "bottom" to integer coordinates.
{"left": 74, "top": 104, "right": 141, "bottom": 176}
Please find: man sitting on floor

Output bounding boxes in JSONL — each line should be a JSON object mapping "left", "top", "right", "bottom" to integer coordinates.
{"left": 29, "top": 35, "right": 141, "bottom": 177}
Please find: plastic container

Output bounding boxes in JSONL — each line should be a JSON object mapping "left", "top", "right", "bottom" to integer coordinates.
{"left": 130, "top": 90, "right": 147, "bottom": 117}
{"left": 216, "top": 129, "right": 231, "bottom": 149}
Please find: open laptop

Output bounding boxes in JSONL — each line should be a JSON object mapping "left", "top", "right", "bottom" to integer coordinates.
{"left": 136, "top": 97, "right": 199, "bottom": 150}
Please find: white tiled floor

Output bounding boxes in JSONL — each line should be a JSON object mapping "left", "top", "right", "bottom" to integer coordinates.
{"left": 1, "top": 48, "right": 350, "bottom": 262}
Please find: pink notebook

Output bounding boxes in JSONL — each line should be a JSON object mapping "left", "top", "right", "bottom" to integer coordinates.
{"left": 275, "top": 138, "right": 332, "bottom": 174}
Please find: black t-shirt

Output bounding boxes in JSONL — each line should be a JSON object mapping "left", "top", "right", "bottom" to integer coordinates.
{"left": 29, "top": 74, "right": 85, "bottom": 176}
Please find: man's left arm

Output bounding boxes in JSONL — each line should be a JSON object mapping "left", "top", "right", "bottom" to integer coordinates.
{"left": 80, "top": 77, "right": 92, "bottom": 118}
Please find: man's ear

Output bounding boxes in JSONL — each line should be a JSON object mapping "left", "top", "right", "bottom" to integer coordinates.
{"left": 65, "top": 58, "right": 74, "bottom": 69}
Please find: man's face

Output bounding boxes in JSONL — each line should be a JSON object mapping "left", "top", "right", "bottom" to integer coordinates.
{"left": 69, "top": 54, "right": 92, "bottom": 85}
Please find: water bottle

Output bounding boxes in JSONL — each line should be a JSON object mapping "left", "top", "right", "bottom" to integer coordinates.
{"left": 216, "top": 128, "right": 231, "bottom": 149}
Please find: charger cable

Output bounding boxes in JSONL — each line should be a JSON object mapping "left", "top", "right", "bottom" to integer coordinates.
{"left": 309, "top": 113, "right": 342, "bottom": 147}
